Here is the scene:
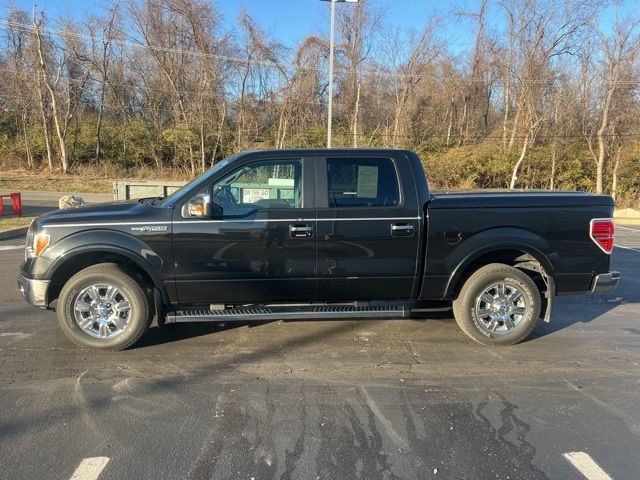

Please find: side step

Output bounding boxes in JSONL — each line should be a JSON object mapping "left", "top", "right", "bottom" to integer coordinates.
{"left": 165, "top": 305, "right": 409, "bottom": 324}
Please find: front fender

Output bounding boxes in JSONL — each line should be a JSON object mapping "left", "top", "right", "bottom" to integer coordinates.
{"left": 444, "top": 227, "right": 557, "bottom": 299}
{"left": 39, "top": 229, "right": 168, "bottom": 301}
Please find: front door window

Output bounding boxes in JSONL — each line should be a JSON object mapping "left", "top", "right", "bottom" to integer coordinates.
{"left": 212, "top": 160, "right": 303, "bottom": 217}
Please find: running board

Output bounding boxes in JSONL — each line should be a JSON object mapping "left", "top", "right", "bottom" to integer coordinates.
{"left": 165, "top": 305, "right": 409, "bottom": 324}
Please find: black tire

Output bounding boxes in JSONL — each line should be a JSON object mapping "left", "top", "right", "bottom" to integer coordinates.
{"left": 452, "top": 263, "right": 541, "bottom": 346}
{"left": 57, "top": 263, "right": 152, "bottom": 351}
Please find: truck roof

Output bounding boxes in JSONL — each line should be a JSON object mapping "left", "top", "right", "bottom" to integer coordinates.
{"left": 240, "top": 147, "right": 411, "bottom": 155}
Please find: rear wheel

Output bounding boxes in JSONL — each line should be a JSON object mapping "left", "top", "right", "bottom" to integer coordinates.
{"left": 57, "top": 264, "right": 151, "bottom": 351}
{"left": 452, "top": 263, "right": 541, "bottom": 346}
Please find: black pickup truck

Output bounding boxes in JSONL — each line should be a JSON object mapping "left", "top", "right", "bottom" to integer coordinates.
{"left": 18, "top": 149, "right": 619, "bottom": 350}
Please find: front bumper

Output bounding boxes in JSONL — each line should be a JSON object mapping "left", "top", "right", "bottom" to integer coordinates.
{"left": 17, "top": 273, "right": 50, "bottom": 308}
{"left": 591, "top": 271, "right": 620, "bottom": 294}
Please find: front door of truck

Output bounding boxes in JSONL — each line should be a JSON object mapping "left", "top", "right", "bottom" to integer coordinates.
{"left": 173, "top": 154, "right": 316, "bottom": 304}
{"left": 315, "top": 154, "right": 422, "bottom": 301}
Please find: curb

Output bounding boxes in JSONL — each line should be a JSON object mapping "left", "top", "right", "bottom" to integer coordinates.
{"left": 614, "top": 207, "right": 640, "bottom": 220}
{"left": 0, "top": 226, "right": 28, "bottom": 241}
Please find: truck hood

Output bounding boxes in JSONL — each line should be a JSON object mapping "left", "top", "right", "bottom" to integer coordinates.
{"left": 32, "top": 200, "right": 165, "bottom": 230}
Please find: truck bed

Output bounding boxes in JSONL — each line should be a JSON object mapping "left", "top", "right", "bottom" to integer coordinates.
{"left": 429, "top": 190, "right": 615, "bottom": 209}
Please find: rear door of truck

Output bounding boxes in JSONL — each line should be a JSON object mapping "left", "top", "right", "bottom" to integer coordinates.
{"left": 314, "top": 152, "right": 423, "bottom": 301}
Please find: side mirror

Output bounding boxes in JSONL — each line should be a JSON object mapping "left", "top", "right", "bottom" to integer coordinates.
{"left": 183, "top": 193, "right": 212, "bottom": 218}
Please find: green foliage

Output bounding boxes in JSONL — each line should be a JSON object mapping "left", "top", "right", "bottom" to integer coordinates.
{"left": 420, "top": 143, "right": 514, "bottom": 190}
{"left": 161, "top": 123, "right": 198, "bottom": 169}
{"left": 122, "top": 120, "right": 157, "bottom": 168}
{"left": 615, "top": 143, "right": 640, "bottom": 207}
{"left": 0, "top": 109, "right": 638, "bottom": 204}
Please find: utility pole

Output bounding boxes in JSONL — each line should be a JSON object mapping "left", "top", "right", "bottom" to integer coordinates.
{"left": 327, "top": 0, "right": 336, "bottom": 148}
{"left": 322, "top": 0, "right": 359, "bottom": 148}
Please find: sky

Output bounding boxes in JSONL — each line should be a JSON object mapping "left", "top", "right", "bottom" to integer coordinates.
{"left": 2, "top": 0, "right": 453, "bottom": 41}
{"left": 2, "top": 0, "right": 639, "bottom": 55}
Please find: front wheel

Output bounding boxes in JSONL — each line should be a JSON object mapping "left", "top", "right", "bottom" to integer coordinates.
{"left": 452, "top": 263, "right": 541, "bottom": 346}
{"left": 57, "top": 264, "right": 152, "bottom": 351}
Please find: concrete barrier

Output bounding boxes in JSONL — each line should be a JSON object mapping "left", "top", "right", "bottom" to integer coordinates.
{"left": 113, "top": 181, "right": 185, "bottom": 201}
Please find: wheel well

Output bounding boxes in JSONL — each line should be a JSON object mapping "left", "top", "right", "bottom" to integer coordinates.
{"left": 450, "top": 249, "right": 552, "bottom": 301}
{"left": 48, "top": 252, "right": 157, "bottom": 307}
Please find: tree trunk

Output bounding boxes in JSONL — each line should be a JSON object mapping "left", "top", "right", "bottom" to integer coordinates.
{"left": 352, "top": 82, "right": 361, "bottom": 148}
{"left": 211, "top": 103, "right": 226, "bottom": 167}
{"left": 508, "top": 97, "right": 522, "bottom": 151}
{"left": 457, "top": 95, "right": 468, "bottom": 146}
{"left": 200, "top": 123, "right": 206, "bottom": 173}
{"left": 550, "top": 142, "right": 557, "bottom": 190}
{"left": 502, "top": 76, "right": 510, "bottom": 152}
{"left": 188, "top": 145, "right": 195, "bottom": 177}
{"left": 280, "top": 115, "right": 289, "bottom": 149}
{"left": 611, "top": 145, "right": 622, "bottom": 200}
{"left": 21, "top": 112, "right": 33, "bottom": 169}
{"left": 446, "top": 97, "right": 455, "bottom": 147}
{"left": 36, "top": 82, "right": 54, "bottom": 172}
{"left": 95, "top": 83, "right": 105, "bottom": 160}
{"left": 501, "top": 15, "right": 514, "bottom": 153}
{"left": 392, "top": 86, "right": 409, "bottom": 149}
{"left": 237, "top": 58, "right": 252, "bottom": 151}
{"left": 510, "top": 133, "right": 530, "bottom": 189}
{"left": 34, "top": 22, "right": 68, "bottom": 173}
{"left": 596, "top": 82, "right": 616, "bottom": 195}
{"left": 276, "top": 96, "right": 290, "bottom": 149}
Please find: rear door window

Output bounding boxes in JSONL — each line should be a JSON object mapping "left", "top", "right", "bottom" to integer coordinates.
{"left": 326, "top": 158, "right": 400, "bottom": 208}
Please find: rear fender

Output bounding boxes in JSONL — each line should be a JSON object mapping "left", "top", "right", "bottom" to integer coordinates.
{"left": 444, "top": 227, "right": 557, "bottom": 299}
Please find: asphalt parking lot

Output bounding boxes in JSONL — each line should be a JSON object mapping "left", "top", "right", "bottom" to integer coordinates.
{"left": 1, "top": 226, "right": 639, "bottom": 480}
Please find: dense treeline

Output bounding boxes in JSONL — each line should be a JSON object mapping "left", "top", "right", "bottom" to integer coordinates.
{"left": 0, "top": 0, "right": 639, "bottom": 203}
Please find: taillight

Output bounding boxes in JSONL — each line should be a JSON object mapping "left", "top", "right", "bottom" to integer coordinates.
{"left": 590, "top": 218, "right": 615, "bottom": 254}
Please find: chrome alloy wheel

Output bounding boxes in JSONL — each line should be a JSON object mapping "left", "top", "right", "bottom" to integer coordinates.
{"left": 73, "top": 284, "right": 131, "bottom": 338}
{"left": 474, "top": 282, "right": 527, "bottom": 334}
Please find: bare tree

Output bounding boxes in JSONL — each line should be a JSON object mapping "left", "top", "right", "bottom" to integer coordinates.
{"left": 337, "top": 0, "right": 381, "bottom": 147}
{"left": 0, "top": 0, "right": 639, "bottom": 204}
{"left": 33, "top": 11, "right": 70, "bottom": 173}
{"left": 588, "top": 16, "right": 640, "bottom": 194}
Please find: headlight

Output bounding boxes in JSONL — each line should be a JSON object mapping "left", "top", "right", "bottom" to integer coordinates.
{"left": 26, "top": 233, "right": 50, "bottom": 259}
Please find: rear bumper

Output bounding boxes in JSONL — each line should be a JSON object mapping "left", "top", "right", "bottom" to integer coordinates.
{"left": 17, "top": 273, "right": 49, "bottom": 308}
{"left": 591, "top": 271, "right": 620, "bottom": 294}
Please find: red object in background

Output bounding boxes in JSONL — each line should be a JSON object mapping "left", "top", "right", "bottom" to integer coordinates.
{"left": 0, "top": 192, "right": 22, "bottom": 217}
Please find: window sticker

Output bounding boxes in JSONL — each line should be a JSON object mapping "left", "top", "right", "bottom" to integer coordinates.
{"left": 357, "top": 165, "right": 379, "bottom": 198}
{"left": 242, "top": 188, "right": 270, "bottom": 204}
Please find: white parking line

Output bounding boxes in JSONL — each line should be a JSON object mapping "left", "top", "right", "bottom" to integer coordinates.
{"left": 69, "top": 457, "right": 110, "bottom": 480}
{"left": 563, "top": 452, "right": 612, "bottom": 480}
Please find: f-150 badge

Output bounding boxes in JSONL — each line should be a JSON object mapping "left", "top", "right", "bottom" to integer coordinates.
{"left": 131, "top": 225, "right": 168, "bottom": 232}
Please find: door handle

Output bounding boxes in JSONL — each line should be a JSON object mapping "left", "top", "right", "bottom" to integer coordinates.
{"left": 391, "top": 223, "right": 415, "bottom": 237}
{"left": 289, "top": 224, "right": 313, "bottom": 238}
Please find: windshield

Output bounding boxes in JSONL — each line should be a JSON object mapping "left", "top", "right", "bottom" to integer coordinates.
{"left": 159, "top": 156, "right": 237, "bottom": 208}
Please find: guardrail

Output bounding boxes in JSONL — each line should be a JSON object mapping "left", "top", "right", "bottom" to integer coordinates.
{"left": 0, "top": 192, "right": 22, "bottom": 217}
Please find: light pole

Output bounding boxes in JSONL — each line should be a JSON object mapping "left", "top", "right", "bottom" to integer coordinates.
{"left": 321, "top": 0, "right": 359, "bottom": 148}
